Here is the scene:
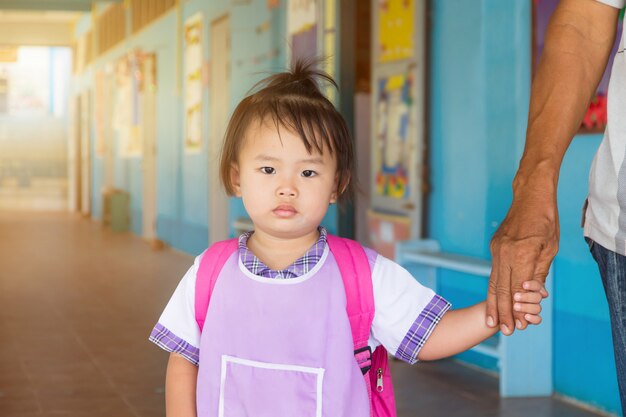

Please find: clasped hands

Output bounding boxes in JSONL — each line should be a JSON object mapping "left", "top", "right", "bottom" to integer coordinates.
{"left": 487, "top": 192, "right": 558, "bottom": 335}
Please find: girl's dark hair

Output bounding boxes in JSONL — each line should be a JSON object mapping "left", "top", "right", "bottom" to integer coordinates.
{"left": 219, "top": 58, "right": 354, "bottom": 203}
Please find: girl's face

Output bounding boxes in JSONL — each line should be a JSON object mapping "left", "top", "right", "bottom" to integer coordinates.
{"left": 230, "top": 121, "right": 339, "bottom": 240}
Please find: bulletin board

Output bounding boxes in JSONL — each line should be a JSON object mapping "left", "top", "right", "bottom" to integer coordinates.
{"left": 370, "top": 0, "right": 425, "bottom": 240}
{"left": 113, "top": 54, "right": 142, "bottom": 158}
{"left": 533, "top": 0, "right": 624, "bottom": 133}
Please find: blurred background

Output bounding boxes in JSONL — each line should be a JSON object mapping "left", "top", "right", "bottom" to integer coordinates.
{"left": 0, "top": 0, "right": 621, "bottom": 416}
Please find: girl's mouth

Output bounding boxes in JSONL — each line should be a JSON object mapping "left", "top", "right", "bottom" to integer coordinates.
{"left": 273, "top": 205, "right": 297, "bottom": 217}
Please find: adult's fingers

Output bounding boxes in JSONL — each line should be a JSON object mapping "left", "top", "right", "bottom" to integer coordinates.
{"left": 486, "top": 256, "right": 500, "bottom": 328}
{"left": 495, "top": 258, "right": 514, "bottom": 336}
{"left": 488, "top": 235, "right": 517, "bottom": 335}
{"left": 533, "top": 254, "right": 553, "bottom": 289}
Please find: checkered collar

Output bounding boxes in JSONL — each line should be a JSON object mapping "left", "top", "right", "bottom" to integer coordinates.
{"left": 238, "top": 227, "right": 328, "bottom": 279}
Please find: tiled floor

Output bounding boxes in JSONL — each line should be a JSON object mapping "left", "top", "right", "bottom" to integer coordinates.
{"left": 0, "top": 211, "right": 612, "bottom": 416}
{"left": 0, "top": 178, "right": 67, "bottom": 211}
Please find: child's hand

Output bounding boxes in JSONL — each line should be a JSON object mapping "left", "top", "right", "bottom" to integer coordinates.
{"left": 512, "top": 280, "right": 549, "bottom": 326}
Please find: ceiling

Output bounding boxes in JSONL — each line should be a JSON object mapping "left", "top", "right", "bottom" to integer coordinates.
{"left": 0, "top": 10, "right": 83, "bottom": 22}
{"left": 0, "top": 1, "right": 118, "bottom": 45}
{"left": 0, "top": 1, "right": 120, "bottom": 25}
{"left": 0, "top": 1, "right": 91, "bottom": 12}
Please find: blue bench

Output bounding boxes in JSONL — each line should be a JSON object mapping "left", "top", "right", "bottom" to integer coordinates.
{"left": 396, "top": 239, "right": 553, "bottom": 397}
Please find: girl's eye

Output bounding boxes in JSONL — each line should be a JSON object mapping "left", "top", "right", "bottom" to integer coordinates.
{"left": 261, "top": 167, "right": 275, "bottom": 174}
{"left": 301, "top": 170, "right": 317, "bottom": 178}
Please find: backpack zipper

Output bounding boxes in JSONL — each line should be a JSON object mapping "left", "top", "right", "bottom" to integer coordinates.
{"left": 376, "top": 368, "right": 384, "bottom": 392}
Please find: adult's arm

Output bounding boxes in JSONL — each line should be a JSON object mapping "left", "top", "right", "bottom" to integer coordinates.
{"left": 487, "top": 0, "right": 619, "bottom": 335}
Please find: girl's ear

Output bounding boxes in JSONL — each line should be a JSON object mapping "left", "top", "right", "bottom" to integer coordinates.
{"left": 230, "top": 163, "right": 242, "bottom": 197}
{"left": 330, "top": 172, "right": 349, "bottom": 204}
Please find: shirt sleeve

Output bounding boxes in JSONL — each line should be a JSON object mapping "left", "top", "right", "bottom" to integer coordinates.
{"left": 594, "top": 0, "right": 625, "bottom": 8}
{"left": 148, "top": 254, "right": 202, "bottom": 366}
{"left": 368, "top": 251, "right": 451, "bottom": 365}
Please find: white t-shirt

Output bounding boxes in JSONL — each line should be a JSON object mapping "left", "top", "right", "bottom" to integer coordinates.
{"left": 151, "top": 246, "right": 450, "bottom": 366}
{"left": 584, "top": 0, "right": 626, "bottom": 253}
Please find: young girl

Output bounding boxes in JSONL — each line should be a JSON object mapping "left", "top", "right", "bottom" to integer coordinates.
{"left": 150, "top": 60, "right": 547, "bottom": 417}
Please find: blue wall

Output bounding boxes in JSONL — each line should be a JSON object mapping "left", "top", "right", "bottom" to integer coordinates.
{"left": 429, "top": 1, "right": 619, "bottom": 414}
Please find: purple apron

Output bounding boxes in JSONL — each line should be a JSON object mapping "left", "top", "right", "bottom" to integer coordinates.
{"left": 196, "top": 250, "right": 370, "bottom": 417}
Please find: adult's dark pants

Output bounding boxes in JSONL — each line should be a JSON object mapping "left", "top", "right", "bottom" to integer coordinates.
{"left": 587, "top": 237, "right": 626, "bottom": 416}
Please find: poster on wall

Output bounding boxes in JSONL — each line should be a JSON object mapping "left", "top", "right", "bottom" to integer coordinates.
{"left": 136, "top": 50, "right": 157, "bottom": 152}
{"left": 184, "top": 12, "right": 203, "bottom": 154}
{"left": 138, "top": 52, "right": 157, "bottom": 94}
{"left": 374, "top": 70, "right": 414, "bottom": 200}
{"left": 534, "top": 0, "right": 623, "bottom": 133}
{"left": 378, "top": 0, "right": 414, "bottom": 63}
{"left": 288, "top": 0, "right": 318, "bottom": 63}
{"left": 113, "top": 55, "right": 142, "bottom": 158}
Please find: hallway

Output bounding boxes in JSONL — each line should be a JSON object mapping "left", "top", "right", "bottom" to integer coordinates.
{"left": 0, "top": 212, "right": 609, "bottom": 417}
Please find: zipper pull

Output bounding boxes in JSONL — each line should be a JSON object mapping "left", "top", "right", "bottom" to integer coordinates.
{"left": 376, "top": 368, "right": 384, "bottom": 392}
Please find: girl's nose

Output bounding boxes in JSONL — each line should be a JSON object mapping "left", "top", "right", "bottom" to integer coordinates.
{"left": 276, "top": 183, "right": 297, "bottom": 198}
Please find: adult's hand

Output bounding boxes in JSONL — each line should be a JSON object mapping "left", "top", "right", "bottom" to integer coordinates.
{"left": 487, "top": 183, "right": 559, "bottom": 335}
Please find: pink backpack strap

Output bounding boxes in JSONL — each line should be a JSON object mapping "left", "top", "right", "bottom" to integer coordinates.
{"left": 195, "top": 238, "right": 238, "bottom": 331}
{"left": 328, "top": 234, "right": 397, "bottom": 417}
{"left": 326, "top": 235, "right": 374, "bottom": 364}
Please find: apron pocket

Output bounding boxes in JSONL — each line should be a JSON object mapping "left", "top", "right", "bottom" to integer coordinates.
{"left": 219, "top": 355, "right": 325, "bottom": 417}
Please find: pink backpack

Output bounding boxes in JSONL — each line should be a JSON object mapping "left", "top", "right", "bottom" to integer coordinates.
{"left": 194, "top": 234, "right": 397, "bottom": 417}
